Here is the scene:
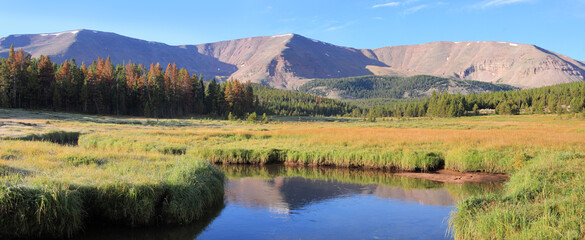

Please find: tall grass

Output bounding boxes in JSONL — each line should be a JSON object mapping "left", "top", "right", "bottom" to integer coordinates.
{"left": 162, "top": 159, "right": 225, "bottom": 224}
{"left": 0, "top": 140, "right": 225, "bottom": 239}
{"left": 0, "top": 181, "right": 84, "bottom": 239}
{"left": 450, "top": 151, "right": 585, "bottom": 239}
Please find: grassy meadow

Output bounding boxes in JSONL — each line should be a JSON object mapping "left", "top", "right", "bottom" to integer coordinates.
{"left": 2, "top": 109, "right": 585, "bottom": 238}
{"left": 0, "top": 110, "right": 226, "bottom": 239}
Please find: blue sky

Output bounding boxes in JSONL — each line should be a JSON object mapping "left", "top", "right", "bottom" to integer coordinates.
{"left": 2, "top": 0, "right": 585, "bottom": 60}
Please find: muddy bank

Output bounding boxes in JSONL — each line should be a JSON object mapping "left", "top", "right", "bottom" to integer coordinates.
{"left": 395, "top": 169, "right": 508, "bottom": 184}
{"left": 255, "top": 162, "right": 508, "bottom": 184}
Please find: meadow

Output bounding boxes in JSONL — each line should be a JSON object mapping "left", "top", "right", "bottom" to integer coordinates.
{"left": 1, "top": 109, "right": 585, "bottom": 238}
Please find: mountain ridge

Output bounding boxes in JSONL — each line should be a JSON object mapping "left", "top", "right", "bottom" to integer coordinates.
{"left": 1, "top": 29, "right": 583, "bottom": 90}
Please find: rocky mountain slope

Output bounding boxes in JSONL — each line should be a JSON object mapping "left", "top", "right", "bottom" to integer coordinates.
{"left": 369, "top": 41, "right": 585, "bottom": 88}
{"left": 1, "top": 29, "right": 583, "bottom": 90}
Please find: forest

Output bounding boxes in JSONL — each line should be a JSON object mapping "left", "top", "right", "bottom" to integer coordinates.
{"left": 253, "top": 84, "right": 357, "bottom": 117}
{"left": 354, "top": 81, "right": 585, "bottom": 118}
{"left": 0, "top": 46, "right": 358, "bottom": 118}
{"left": 0, "top": 46, "right": 256, "bottom": 118}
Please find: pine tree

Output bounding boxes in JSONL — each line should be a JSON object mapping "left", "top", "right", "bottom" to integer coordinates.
{"left": 38, "top": 55, "right": 55, "bottom": 108}
{"left": 206, "top": 79, "right": 219, "bottom": 114}
{"left": 55, "top": 60, "right": 73, "bottom": 110}
{"left": 0, "top": 58, "right": 10, "bottom": 107}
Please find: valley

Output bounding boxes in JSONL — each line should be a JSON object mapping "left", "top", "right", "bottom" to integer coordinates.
{"left": 1, "top": 27, "right": 585, "bottom": 240}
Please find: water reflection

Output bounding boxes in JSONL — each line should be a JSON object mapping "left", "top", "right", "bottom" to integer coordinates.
{"left": 220, "top": 164, "right": 501, "bottom": 208}
{"left": 227, "top": 176, "right": 457, "bottom": 216}
{"left": 74, "top": 165, "right": 502, "bottom": 240}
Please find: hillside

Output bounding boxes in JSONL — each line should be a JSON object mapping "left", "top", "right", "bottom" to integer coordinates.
{"left": 299, "top": 75, "right": 517, "bottom": 100}
{"left": 253, "top": 84, "right": 357, "bottom": 116}
{"left": 1, "top": 30, "right": 584, "bottom": 89}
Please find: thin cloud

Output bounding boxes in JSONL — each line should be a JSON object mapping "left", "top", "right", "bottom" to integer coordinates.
{"left": 372, "top": 2, "right": 400, "bottom": 8}
{"left": 325, "top": 22, "right": 355, "bottom": 32}
{"left": 404, "top": 4, "right": 428, "bottom": 14}
{"left": 479, "top": 0, "right": 533, "bottom": 8}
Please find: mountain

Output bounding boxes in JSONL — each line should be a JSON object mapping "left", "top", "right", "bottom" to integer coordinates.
{"left": 194, "top": 34, "right": 386, "bottom": 89}
{"left": 368, "top": 41, "right": 585, "bottom": 89}
{"left": 1, "top": 29, "right": 584, "bottom": 90}
{"left": 0, "top": 29, "right": 235, "bottom": 77}
{"left": 299, "top": 75, "right": 518, "bottom": 100}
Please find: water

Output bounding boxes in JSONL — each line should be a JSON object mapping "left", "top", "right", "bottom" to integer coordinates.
{"left": 77, "top": 165, "right": 501, "bottom": 240}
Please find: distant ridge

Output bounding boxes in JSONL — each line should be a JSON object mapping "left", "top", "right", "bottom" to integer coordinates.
{"left": 1, "top": 29, "right": 584, "bottom": 90}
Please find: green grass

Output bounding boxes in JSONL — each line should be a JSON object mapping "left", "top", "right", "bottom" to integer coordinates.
{"left": 0, "top": 140, "right": 225, "bottom": 239}
{"left": 450, "top": 151, "right": 585, "bottom": 239}
{"left": 0, "top": 181, "right": 85, "bottom": 239}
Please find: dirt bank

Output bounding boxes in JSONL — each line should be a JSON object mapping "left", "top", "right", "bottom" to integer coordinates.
{"left": 395, "top": 169, "right": 508, "bottom": 184}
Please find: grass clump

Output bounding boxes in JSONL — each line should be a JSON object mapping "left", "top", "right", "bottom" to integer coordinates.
{"left": 0, "top": 182, "right": 85, "bottom": 239}
{"left": 202, "top": 148, "right": 284, "bottom": 165}
{"left": 62, "top": 155, "right": 107, "bottom": 166}
{"left": 450, "top": 151, "right": 585, "bottom": 239}
{"left": 0, "top": 140, "right": 225, "bottom": 239}
{"left": 444, "top": 149, "right": 515, "bottom": 173}
{"left": 11, "top": 131, "right": 80, "bottom": 145}
{"left": 162, "top": 159, "right": 225, "bottom": 224}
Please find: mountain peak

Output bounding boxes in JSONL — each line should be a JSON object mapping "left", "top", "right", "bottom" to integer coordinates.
{"left": 271, "top": 33, "right": 295, "bottom": 38}
{"left": 37, "top": 29, "right": 83, "bottom": 37}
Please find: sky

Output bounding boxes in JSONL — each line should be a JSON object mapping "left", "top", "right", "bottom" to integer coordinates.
{"left": 1, "top": 0, "right": 584, "bottom": 60}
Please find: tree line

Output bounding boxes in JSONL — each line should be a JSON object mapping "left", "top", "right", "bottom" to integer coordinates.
{"left": 0, "top": 45, "right": 255, "bottom": 118}
{"left": 253, "top": 84, "right": 357, "bottom": 116}
{"left": 357, "top": 81, "right": 585, "bottom": 118}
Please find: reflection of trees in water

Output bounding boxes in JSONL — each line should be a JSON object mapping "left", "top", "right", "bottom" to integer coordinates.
{"left": 74, "top": 203, "right": 225, "bottom": 240}
{"left": 219, "top": 164, "right": 503, "bottom": 207}
{"left": 220, "top": 164, "right": 503, "bottom": 210}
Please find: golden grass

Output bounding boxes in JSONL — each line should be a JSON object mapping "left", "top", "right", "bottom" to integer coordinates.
{"left": 3, "top": 109, "right": 585, "bottom": 238}
{"left": 4, "top": 110, "right": 585, "bottom": 172}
